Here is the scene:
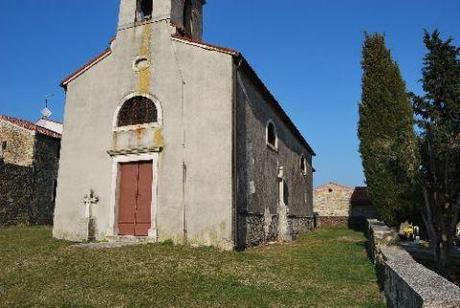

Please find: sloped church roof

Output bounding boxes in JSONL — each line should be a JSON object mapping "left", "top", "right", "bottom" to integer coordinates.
{"left": 60, "top": 30, "right": 315, "bottom": 156}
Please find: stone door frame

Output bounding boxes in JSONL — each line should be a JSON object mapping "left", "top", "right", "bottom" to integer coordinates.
{"left": 107, "top": 153, "right": 159, "bottom": 240}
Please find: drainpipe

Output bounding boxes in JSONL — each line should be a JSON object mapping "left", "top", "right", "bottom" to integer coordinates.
{"left": 168, "top": 22, "right": 188, "bottom": 243}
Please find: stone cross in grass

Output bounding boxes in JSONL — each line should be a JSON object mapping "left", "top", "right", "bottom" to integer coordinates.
{"left": 83, "top": 190, "right": 99, "bottom": 242}
{"left": 83, "top": 190, "right": 99, "bottom": 218}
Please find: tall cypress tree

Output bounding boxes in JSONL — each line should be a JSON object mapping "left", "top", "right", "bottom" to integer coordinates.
{"left": 412, "top": 30, "right": 460, "bottom": 273}
{"left": 358, "top": 33, "right": 419, "bottom": 226}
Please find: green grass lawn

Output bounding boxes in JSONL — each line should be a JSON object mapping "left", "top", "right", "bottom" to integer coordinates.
{"left": 0, "top": 226, "right": 384, "bottom": 307}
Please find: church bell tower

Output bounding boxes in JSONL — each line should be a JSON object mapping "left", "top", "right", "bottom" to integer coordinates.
{"left": 117, "top": 0, "right": 205, "bottom": 40}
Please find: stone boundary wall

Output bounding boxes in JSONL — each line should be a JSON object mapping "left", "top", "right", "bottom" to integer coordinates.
{"left": 315, "top": 216, "right": 348, "bottom": 227}
{"left": 315, "top": 216, "right": 368, "bottom": 230}
{"left": 367, "top": 219, "right": 460, "bottom": 307}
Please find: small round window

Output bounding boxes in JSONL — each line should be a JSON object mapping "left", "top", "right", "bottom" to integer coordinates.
{"left": 133, "top": 57, "right": 151, "bottom": 72}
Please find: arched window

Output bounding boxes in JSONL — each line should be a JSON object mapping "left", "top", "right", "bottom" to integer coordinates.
{"left": 117, "top": 96, "right": 157, "bottom": 127}
{"left": 266, "top": 121, "right": 277, "bottom": 149}
{"left": 283, "top": 180, "right": 289, "bottom": 205}
{"left": 136, "top": 0, "right": 153, "bottom": 21}
{"left": 300, "top": 155, "right": 307, "bottom": 175}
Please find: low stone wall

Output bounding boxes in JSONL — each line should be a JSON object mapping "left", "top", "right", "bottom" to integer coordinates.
{"left": 242, "top": 213, "right": 314, "bottom": 247}
{"left": 367, "top": 219, "right": 460, "bottom": 307}
{"left": 315, "top": 216, "right": 368, "bottom": 230}
{"left": 290, "top": 216, "right": 314, "bottom": 235}
{"left": 315, "top": 216, "right": 348, "bottom": 227}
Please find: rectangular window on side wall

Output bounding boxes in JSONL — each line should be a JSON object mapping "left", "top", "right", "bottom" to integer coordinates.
{"left": 0, "top": 141, "right": 6, "bottom": 158}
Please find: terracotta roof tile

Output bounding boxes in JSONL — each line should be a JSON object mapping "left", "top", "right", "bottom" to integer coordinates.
{"left": 0, "top": 115, "right": 61, "bottom": 139}
{"left": 171, "top": 34, "right": 240, "bottom": 56}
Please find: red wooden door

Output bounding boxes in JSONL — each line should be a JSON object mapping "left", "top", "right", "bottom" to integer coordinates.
{"left": 118, "top": 161, "right": 153, "bottom": 236}
{"left": 118, "top": 163, "right": 137, "bottom": 235}
{"left": 135, "top": 161, "right": 153, "bottom": 235}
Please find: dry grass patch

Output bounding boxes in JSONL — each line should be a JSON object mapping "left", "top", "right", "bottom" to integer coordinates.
{"left": 0, "top": 226, "right": 384, "bottom": 307}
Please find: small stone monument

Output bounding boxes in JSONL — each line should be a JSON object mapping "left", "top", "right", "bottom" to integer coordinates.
{"left": 83, "top": 190, "right": 99, "bottom": 242}
{"left": 413, "top": 226, "right": 420, "bottom": 244}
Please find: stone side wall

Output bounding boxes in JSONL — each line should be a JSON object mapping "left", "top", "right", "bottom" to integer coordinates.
{"left": 235, "top": 67, "right": 314, "bottom": 248}
{"left": 367, "top": 219, "right": 460, "bottom": 307}
{"left": 290, "top": 216, "right": 315, "bottom": 237}
{"left": 243, "top": 214, "right": 314, "bottom": 246}
{"left": 0, "top": 121, "right": 60, "bottom": 225}
{"left": 0, "top": 122, "right": 35, "bottom": 225}
{"left": 0, "top": 121, "right": 35, "bottom": 166}
{"left": 0, "top": 161, "right": 34, "bottom": 224}
{"left": 32, "top": 134, "right": 60, "bottom": 224}
{"left": 244, "top": 214, "right": 278, "bottom": 246}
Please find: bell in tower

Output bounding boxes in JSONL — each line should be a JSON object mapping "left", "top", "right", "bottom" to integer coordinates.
{"left": 136, "top": 0, "right": 153, "bottom": 22}
{"left": 171, "top": 0, "right": 205, "bottom": 41}
{"left": 117, "top": 0, "right": 205, "bottom": 41}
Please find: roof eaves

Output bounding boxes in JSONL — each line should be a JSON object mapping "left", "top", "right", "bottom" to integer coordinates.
{"left": 236, "top": 56, "right": 316, "bottom": 156}
{"left": 60, "top": 48, "right": 112, "bottom": 89}
{"left": 171, "top": 34, "right": 315, "bottom": 156}
{"left": 171, "top": 34, "right": 240, "bottom": 56}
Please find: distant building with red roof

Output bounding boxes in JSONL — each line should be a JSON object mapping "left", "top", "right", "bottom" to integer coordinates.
{"left": 313, "top": 182, "right": 376, "bottom": 227}
{"left": 0, "top": 114, "right": 62, "bottom": 225}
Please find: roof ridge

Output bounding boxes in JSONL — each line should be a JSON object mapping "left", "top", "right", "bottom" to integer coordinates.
{"left": 37, "top": 118, "right": 63, "bottom": 125}
{"left": 0, "top": 115, "right": 61, "bottom": 139}
{"left": 314, "top": 182, "right": 354, "bottom": 190}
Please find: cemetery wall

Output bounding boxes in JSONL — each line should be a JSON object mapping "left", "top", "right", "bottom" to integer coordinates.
{"left": 367, "top": 219, "right": 460, "bottom": 307}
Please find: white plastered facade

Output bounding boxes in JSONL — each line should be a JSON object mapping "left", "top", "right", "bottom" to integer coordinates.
{"left": 53, "top": 0, "right": 235, "bottom": 250}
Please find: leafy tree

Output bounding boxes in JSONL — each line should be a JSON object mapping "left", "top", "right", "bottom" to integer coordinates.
{"left": 412, "top": 30, "right": 460, "bottom": 274}
{"left": 358, "top": 33, "right": 419, "bottom": 226}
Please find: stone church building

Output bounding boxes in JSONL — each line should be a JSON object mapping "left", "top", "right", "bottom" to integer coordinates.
{"left": 53, "top": 0, "right": 315, "bottom": 249}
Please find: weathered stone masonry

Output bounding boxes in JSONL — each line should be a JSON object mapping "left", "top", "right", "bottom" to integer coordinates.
{"left": 313, "top": 182, "right": 376, "bottom": 228}
{"left": 235, "top": 65, "right": 315, "bottom": 247}
{"left": 367, "top": 219, "right": 460, "bottom": 307}
{"left": 0, "top": 116, "right": 61, "bottom": 225}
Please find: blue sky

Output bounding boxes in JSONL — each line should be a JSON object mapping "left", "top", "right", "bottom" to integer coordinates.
{"left": 1, "top": 1, "right": 459, "bottom": 187}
